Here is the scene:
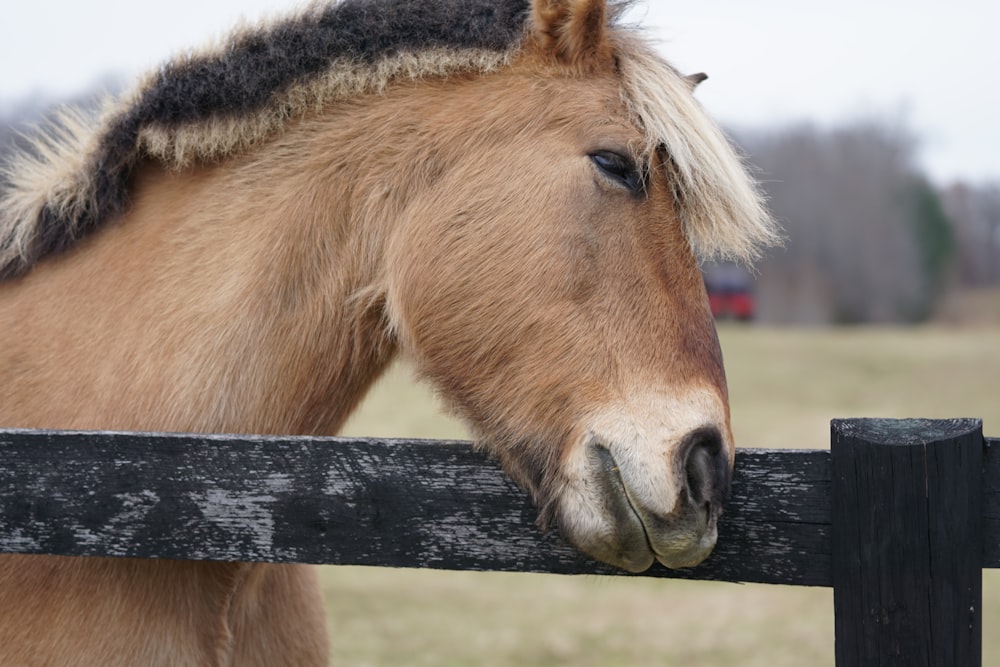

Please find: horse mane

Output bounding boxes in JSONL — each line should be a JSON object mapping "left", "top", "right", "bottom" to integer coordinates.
{"left": 0, "top": 0, "right": 776, "bottom": 280}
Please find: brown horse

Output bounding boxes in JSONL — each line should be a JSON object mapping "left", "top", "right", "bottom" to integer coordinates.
{"left": 0, "top": 0, "right": 777, "bottom": 663}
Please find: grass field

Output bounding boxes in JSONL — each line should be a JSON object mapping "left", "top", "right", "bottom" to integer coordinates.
{"left": 325, "top": 323, "right": 1000, "bottom": 666}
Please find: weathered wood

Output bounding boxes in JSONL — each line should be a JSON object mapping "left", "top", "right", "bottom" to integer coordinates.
{"left": 831, "top": 418, "right": 983, "bottom": 667}
{"left": 3, "top": 427, "right": 995, "bottom": 589}
{"left": 0, "top": 429, "right": 831, "bottom": 585}
{"left": 982, "top": 438, "right": 1000, "bottom": 566}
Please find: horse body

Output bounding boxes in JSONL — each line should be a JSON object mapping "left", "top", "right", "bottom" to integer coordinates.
{"left": 0, "top": 0, "right": 777, "bottom": 663}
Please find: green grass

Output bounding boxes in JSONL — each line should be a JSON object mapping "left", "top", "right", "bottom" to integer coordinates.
{"left": 329, "top": 324, "right": 1000, "bottom": 666}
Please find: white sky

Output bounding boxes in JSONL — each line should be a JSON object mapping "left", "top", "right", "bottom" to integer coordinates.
{"left": 1, "top": 1, "right": 997, "bottom": 184}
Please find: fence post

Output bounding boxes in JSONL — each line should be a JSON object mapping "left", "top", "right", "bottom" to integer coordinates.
{"left": 831, "top": 418, "right": 983, "bottom": 666}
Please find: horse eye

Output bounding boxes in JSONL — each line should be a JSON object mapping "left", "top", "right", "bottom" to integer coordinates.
{"left": 589, "top": 151, "right": 644, "bottom": 194}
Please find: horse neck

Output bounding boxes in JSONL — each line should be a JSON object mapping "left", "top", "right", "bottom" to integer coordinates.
{"left": 112, "top": 75, "right": 519, "bottom": 434}
{"left": 0, "top": 98, "right": 440, "bottom": 435}
{"left": 151, "top": 108, "right": 426, "bottom": 435}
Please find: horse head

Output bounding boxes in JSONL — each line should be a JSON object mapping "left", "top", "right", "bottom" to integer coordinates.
{"left": 379, "top": 0, "right": 776, "bottom": 571}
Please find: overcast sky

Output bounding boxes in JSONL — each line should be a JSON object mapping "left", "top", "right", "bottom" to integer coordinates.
{"left": 1, "top": 1, "right": 997, "bottom": 184}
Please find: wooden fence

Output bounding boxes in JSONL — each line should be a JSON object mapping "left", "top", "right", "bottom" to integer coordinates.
{"left": 0, "top": 417, "right": 996, "bottom": 665}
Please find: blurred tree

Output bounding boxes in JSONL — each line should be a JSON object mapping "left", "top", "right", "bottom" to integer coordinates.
{"left": 737, "top": 119, "right": 954, "bottom": 324}
{"left": 901, "top": 177, "right": 954, "bottom": 319}
{"left": 942, "top": 183, "right": 1000, "bottom": 287}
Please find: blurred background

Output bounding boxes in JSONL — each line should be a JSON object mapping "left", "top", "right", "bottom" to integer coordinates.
{"left": 2, "top": 1, "right": 998, "bottom": 665}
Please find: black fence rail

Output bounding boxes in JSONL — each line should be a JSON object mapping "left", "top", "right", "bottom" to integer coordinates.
{"left": 0, "top": 418, "right": 994, "bottom": 665}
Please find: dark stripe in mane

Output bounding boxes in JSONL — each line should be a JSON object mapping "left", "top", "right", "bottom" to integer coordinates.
{"left": 3, "top": 0, "right": 535, "bottom": 279}
{"left": 135, "top": 0, "right": 531, "bottom": 126}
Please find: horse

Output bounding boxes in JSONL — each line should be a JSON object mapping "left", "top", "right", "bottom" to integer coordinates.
{"left": 0, "top": 0, "right": 777, "bottom": 663}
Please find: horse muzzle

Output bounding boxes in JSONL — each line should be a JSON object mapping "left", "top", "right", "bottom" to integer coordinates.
{"left": 557, "top": 426, "right": 732, "bottom": 573}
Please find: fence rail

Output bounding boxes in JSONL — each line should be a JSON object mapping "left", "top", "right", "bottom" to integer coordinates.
{"left": 0, "top": 418, "right": 995, "bottom": 665}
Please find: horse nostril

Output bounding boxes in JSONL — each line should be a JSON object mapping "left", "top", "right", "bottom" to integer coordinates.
{"left": 682, "top": 427, "right": 729, "bottom": 513}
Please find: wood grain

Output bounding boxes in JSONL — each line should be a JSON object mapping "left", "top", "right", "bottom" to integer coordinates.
{"left": 831, "top": 418, "right": 983, "bottom": 667}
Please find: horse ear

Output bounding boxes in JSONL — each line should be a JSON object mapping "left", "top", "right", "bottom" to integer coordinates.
{"left": 685, "top": 72, "right": 709, "bottom": 90}
{"left": 531, "top": 0, "right": 611, "bottom": 65}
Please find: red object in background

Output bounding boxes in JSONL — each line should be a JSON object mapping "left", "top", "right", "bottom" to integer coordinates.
{"left": 708, "top": 289, "right": 755, "bottom": 321}
{"left": 703, "top": 263, "right": 755, "bottom": 321}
